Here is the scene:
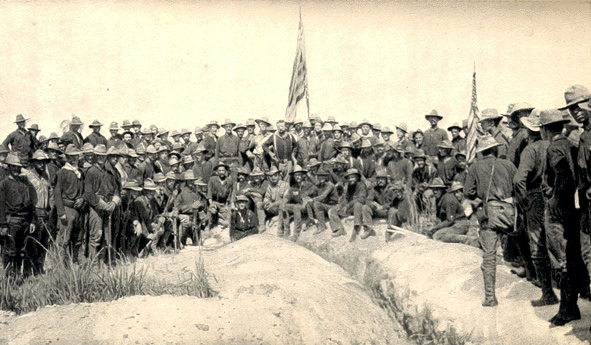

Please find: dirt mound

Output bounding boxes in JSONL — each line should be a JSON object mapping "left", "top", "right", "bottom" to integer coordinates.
{"left": 296, "top": 220, "right": 591, "bottom": 345}
{"left": 0, "top": 234, "right": 410, "bottom": 345}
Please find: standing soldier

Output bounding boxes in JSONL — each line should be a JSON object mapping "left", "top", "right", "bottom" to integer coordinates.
{"left": 54, "top": 145, "right": 86, "bottom": 262}
{"left": 540, "top": 109, "right": 584, "bottom": 327}
{"left": 0, "top": 145, "right": 10, "bottom": 181}
{"left": 84, "top": 120, "right": 108, "bottom": 147}
{"left": 263, "top": 120, "right": 297, "bottom": 177}
{"left": 61, "top": 116, "right": 84, "bottom": 149}
{"left": 3, "top": 114, "right": 33, "bottom": 161}
{"left": 84, "top": 145, "right": 118, "bottom": 261}
{"left": 107, "top": 122, "right": 122, "bottom": 149}
{"left": 422, "top": 110, "right": 448, "bottom": 160}
{"left": 464, "top": 135, "right": 517, "bottom": 307}
{"left": 479, "top": 108, "right": 509, "bottom": 159}
{"left": 447, "top": 122, "right": 466, "bottom": 153}
{"left": 0, "top": 153, "right": 37, "bottom": 277}
{"left": 22, "top": 150, "right": 51, "bottom": 275}
{"left": 202, "top": 121, "right": 219, "bottom": 161}
{"left": 215, "top": 119, "right": 240, "bottom": 174}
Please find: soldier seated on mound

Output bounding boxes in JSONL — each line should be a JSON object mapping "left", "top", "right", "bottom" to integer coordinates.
{"left": 425, "top": 181, "right": 480, "bottom": 248}
{"left": 385, "top": 181, "right": 412, "bottom": 242}
{"left": 230, "top": 194, "right": 258, "bottom": 242}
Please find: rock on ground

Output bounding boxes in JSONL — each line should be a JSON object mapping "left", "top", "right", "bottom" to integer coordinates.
{"left": 0, "top": 234, "right": 410, "bottom": 345}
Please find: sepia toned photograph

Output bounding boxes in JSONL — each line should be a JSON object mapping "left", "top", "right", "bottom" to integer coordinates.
{"left": 0, "top": 1, "right": 590, "bottom": 344}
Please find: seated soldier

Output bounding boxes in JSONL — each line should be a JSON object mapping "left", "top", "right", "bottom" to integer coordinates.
{"left": 230, "top": 194, "right": 258, "bottom": 242}
{"left": 191, "top": 178, "right": 210, "bottom": 245}
{"left": 242, "top": 167, "right": 268, "bottom": 233}
{"left": 363, "top": 171, "right": 396, "bottom": 232}
{"left": 263, "top": 166, "right": 289, "bottom": 236}
{"left": 426, "top": 181, "right": 479, "bottom": 247}
{"left": 174, "top": 170, "right": 199, "bottom": 247}
{"left": 207, "top": 162, "right": 234, "bottom": 230}
{"left": 311, "top": 168, "right": 339, "bottom": 234}
{"left": 386, "top": 181, "right": 413, "bottom": 242}
{"left": 328, "top": 168, "right": 373, "bottom": 242}
{"left": 283, "top": 165, "right": 314, "bottom": 241}
{"left": 411, "top": 149, "right": 436, "bottom": 213}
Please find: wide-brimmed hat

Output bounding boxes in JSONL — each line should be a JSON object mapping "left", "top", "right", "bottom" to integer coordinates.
{"left": 302, "top": 120, "right": 312, "bottom": 128}
{"left": 332, "top": 125, "right": 343, "bottom": 132}
{"left": 165, "top": 171, "right": 177, "bottom": 180}
{"left": 213, "top": 161, "right": 229, "bottom": 171}
{"left": 64, "top": 144, "right": 82, "bottom": 156}
{"left": 316, "top": 168, "right": 330, "bottom": 176}
{"left": 46, "top": 142, "right": 63, "bottom": 153}
{"left": 479, "top": 108, "right": 502, "bottom": 122}
{"left": 381, "top": 126, "right": 393, "bottom": 134}
{"left": 122, "top": 120, "right": 132, "bottom": 128}
{"left": 412, "top": 149, "right": 426, "bottom": 160}
{"left": 246, "top": 118, "right": 256, "bottom": 127}
{"left": 425, "top": 109, "right": 443, "bottom": 120}
{"left": 31, "top": 150, "right": 50, "bottom": 161}
{"left": 236, "top": 194, "right": 249, "bottom": 203}
{"left": 28, "top": 124, "right": 40, "bottom": 132}
{"left": 181, "top": 155, "right": 194, "bottom": 164}
{"left": 437, "top": 140, "right": 454, "bottom": 150}
{"left": 171, "top": 142, "right": 184, "bottom": 151}
{"left": 290, "top": 165, "right": 308, "bottom": 175}
{"left": 207, "top": 120, "right": 220, "bottom": 128}
{"left": 135, "top": 144, "right": 146, "bottom": 155}
{"left": 349, "top": 121, "right": 358, "bottom": 129}
{"left": 109, "top": 122, "right": 119, "bottom": 131}
{"left": 340, "top": 141, "right": 352, "bottom": 150}
{"left": 146, "top": 145, "right": 158, "bottom": 154}
{"left": 5, "top": 153, "right": 23, "bottom": 167}
{"left": 37, "top": 135, "right": 47, "bottom": 144}
{"left": 307, "top": 158, "right": 321, "bottom": 168}
{"left": 80, "top": 143, "right": 94, "bottom": 154}
{"left": 325, "top": 115, "right": 337, "bottom": 125}
{"left": 558, "top": 85, "right": 591, "bottom": 111}
{"left": 249, "top": 167, "right": 265, "bottom": 177}
{"left": 157, "top": 145, "right": 170, "bottom": 153}
{"left": 168, "top": 156, "right": 180, "bottom": 166}
{"left": 428, "top": 177, "right": 446, "bottom": 189}
{"left": 266, "top": 166, "right": 280, "bottom": 176}
{"left": 70, "top": 116, "right": 83, "bottom": 126}
{"left": 293, "top": 118, "right": 304, "bottom": 125}
{"left": 194, "top": 126, "right": 203, "bottom": 135}
{"left": 237, "top": 166, "right": 250, "bottom": 175}
{"left": 234, "top": 123, "right": 247, "bottom": 131}
{"left": 132, "top": 120, "right": 141, "bottom": 127}
{"left": 539, "top": 108, "right": 570, "bottom": 127}
{"left": 375, "top": 170, "right": 388, "bottom": 179}
{"left": 372, "top": 123, "right": 382, "bottom": 131}
{"left": 375, "top": 138, "right": 386, "bottom": 147}
{"left": 143, "top": 179, "right": 157, "bottom": 190}
{"left": 150, "top": 125, "right": 158, "bottom": 134}
{"left": 358, "top": 119, "right": 372, "bottom": 128}
{"left": 157, "top": 128, "right": 169, "bottom": 137}
{"left": 475, "top": 135, "right": 501, "bottom": 154}
{"left": 171, "top": 130, "right": 181, "bottom": 137}
{"left": 322, "top": 123, "right": 333, "bottom": 131}
{"left": 255, "top": 116, "right": 271, "bottom": 127}
{"left": 344, "top": 168, "right": 361, "bottom": 178}
{"left": 123, "top": 180, "right": 143, "bottom": 191}
{"left": 89, "top": 120, "right": 103, "bottom": 128}
{"left": 107, "top": 146, "right": 120, "bottom": 156}
{"left": 182, "top": 170, "right": 196, "bottom": 181}
{"left": 14, "top": 114, "right": 28, "bottom": 123}
{"left": 93, "top": 144, "right": 108, "bottom": 156}
{"left": 509, "top": 102, "right": 534, "bottom": 119}
{"left": 520, "top": 110, "right": 542, "bottom": 132}
{"left": 140, "top": 127, "right": 152, "bottom": 135}
{"left": 333, "top": 156, "right": 348, "bottom": 165}
{"left": 193, "top": 143, "right": 207, "bottom": 153}
{"left": 153, "top": 173, "right": 166, "bottom": 183}
{"left": 448, "top": 181, "right": 464, "bottom": 193}
{"left": 447, "top": 122, "right": 462, "bottom": 131}
{"left": 194, "top": 178, "right": 208, "bottom": 187}
{"left": 127, "top": 149, "right": 139, "bottom": 158}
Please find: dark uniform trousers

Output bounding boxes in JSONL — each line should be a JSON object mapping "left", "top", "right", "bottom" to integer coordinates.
{"left": 328, "top": 202, "right": 371, "bottom": 232}
{"left": 1, "top": 215, "right": 33, "bottom": 276}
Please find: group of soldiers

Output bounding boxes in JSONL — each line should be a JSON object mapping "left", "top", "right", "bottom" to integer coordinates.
{"left": 1, "top": 84, "right": 591, "bottom": 328}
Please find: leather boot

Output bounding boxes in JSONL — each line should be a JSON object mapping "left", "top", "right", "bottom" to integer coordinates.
{"left": 550, "top": 274, "right": 581, "bottom": 327}
{"left": 531, "top": 259, "right": 559, "bottom": 307}
{"left": 349, "top": 226, "right": 359, "bottom": 242}
{"left": 482, "top": 270, "right": 498, "bottom": 307}
{"left": 360, "top": 226, "right": 376, "bottom": 240}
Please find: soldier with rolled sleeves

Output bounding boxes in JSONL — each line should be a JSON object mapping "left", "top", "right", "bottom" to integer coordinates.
{"left": 464, "top": 135, "right": 517, "bottom": 307}
{"left": 0, "top": 153, "right": 37, "bottom": 277}
{"left": 513, "top": 111, "right": 559, "bottom": 307}
{"left": 363, "top": 170, "right": 396, "bottom": 229}
{"left": 422, "top": 110, "right": 448, "bottom": 160}
{"left": 263, "top": 120, "right": 297, "bottom": 178}
{"left": 54, "top": 145, "right": 86, "bottom": 263}
{"left": 3, "top": 114, "right": 34, "bottom": 161}
{"left": 540, "top": 109, "right": 585, "bottom": 327}
{"left": 61, "top": 116, "right": 84, "bottom": 149}
{"left": 84, "top": 120, "right": 108, "bottom": 147}
{"left": 479, "top": 108, "right": 509, "bottom": 160}
{"left": 328, "top": 168, "right": 373, "bottom": 242}
{"left": 84, "top": 145, "right": 118, "bottom": 261}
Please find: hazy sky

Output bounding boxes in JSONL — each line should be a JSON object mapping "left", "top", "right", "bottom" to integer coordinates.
{"left": 0, "top": 1, "right": 590, "bottom": 140}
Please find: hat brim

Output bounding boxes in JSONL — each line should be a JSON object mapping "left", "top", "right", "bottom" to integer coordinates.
{"left": 425, "top": 115, "right": 443, "bottom": 120}
{"left": 428, "top": 184, "right": 447, "bottom": 189}
{"left": 412, "top": 155, "right": 426, "bottom": 160}
{"left": 475, "top": 142, "right": 501, "bottom": 154}
{"left": 344, "top": 172, "right": 361, "bottom": 178}
{"left": 358, "top": 122, "right": 373, "bottom": 128}
{"left": 520, "top": 117, "right": 540, "bottom": 132}
{"left": 255, "top": 120, "right": 271, "bottom": 127}
{"left": 89, "top": 123, "right": 103, "bottom": 128}
{"left": 214, "top": 163, "right": 230, "bottom": 170}
{"left": 479, "top": 116, "right": 503, "bottom": 122}
{"left": 447, "top": 126, "right": 461, "bottom": 131}
{"left": 558, "top": 98, "right": 590, "bottom": 111}
{"left": 437, "top": 145, "right": 453, "bottom": 150}
{"left": 540, "top": 119, "right": 571, "bottom": 127}
{"left": 448, "top": 186, "right": 463, "bottom": 193}
{"left": 234, "top": 126, "right": 246, "bottom": 131}
{"left": 266, "top": 170, "right": 280, "bottom": 176}
{"left": 15, "top": 118, "right": 29, "bottom": 123}
{"left": 290, "top": 169, "right": 308, "bottom": 175}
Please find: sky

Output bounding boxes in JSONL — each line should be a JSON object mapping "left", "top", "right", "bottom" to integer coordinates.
{"left": 0, "top": 0, "right": 590, "bottom": 140}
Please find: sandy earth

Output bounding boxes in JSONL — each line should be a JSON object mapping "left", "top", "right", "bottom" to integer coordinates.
{"left": 0, "top": 233, "right": 410, "bottom": 345}
{"left": 296, "top": 219, "right": 591, "bottom": 345}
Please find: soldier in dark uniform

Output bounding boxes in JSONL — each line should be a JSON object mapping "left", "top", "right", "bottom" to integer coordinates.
{"left": 230, "top": 194, "right": 258, "bottom": 242}
{"left": 3, "top": 114, "right": 33, "bottom": 161}
{"left": 61, "top": 116, "right": 84, "bottom": 149}
{"left": 84, "top": 120, "right": 108, "bottom": 147}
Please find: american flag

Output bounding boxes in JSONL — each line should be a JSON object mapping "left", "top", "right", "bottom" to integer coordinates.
{"left": 285, "top": 10, "right": 310, "bottom": 122}
{"left": 466, "top": 68, "right": 480, "bottom": 163}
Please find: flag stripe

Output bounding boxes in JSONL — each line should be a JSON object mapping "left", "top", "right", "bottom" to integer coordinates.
{"left": 285, "top": 12, "right": 309, "bottom": 122}
{"left": 466, "top": 71, "right": 479, "bottom": 163}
